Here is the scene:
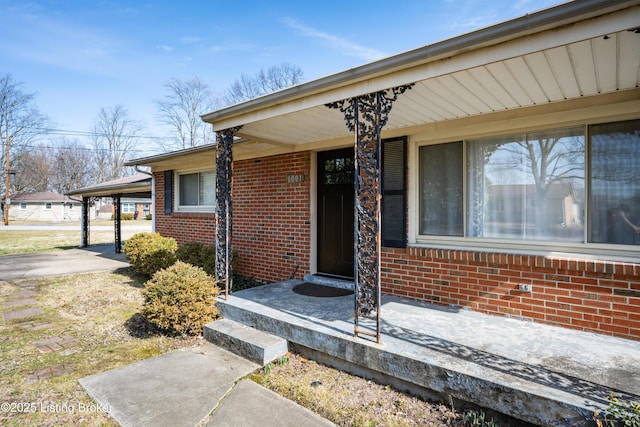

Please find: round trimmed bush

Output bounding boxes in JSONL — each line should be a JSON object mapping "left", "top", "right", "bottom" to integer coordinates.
{"left": 124, "top": 232, "right": 177, "bottom": 276}
{"left": 142, "top": 261, "right": 220, "bottom": 336}
{"left": 176, "top": 241, "right": 216, "bottom": 276}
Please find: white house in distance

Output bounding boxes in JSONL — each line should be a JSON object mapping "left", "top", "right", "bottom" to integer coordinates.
{"left": 2, "top": 191, "right": 82, "bottom": 222}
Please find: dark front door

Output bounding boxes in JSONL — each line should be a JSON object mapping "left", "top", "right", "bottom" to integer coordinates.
{"left": 317, "top": 148, "right": 354, "bottom": 279}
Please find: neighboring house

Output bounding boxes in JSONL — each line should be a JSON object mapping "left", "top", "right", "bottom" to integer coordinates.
{"left": 127, "top": 1, "right": 640, "bottom": 341}
{"left": 94, "top": 198, "right": 152, "bottom": 220}
{"left": 2, "top": 191, "right": 82, "bottom": 222}
{"left": 117, "top": 198, "right": 152, "bottom": 220}
{"left": 484, "top": 183, "right": 583, "bottom": 239}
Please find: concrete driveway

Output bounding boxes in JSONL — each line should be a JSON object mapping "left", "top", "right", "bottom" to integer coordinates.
{"left": 0, "top": 245, "right": 130, "bottom": 281}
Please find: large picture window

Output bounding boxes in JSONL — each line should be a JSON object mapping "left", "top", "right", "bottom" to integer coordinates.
{"left": 176, "top": 170, "right": 215, "bottom": 210}
{"left": 418, "top": 119, "right": 640, "bottom": 248}
{"left": 467, "top": 127, "right": 584, "bottom": 241}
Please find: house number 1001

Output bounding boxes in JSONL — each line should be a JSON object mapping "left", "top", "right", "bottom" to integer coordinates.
{"left": 287, "top": 174, "right": 305, "bottom": 183}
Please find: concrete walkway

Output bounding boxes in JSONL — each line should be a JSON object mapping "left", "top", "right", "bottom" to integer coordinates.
{"left": 0, "top": 245, "right": 129, "bottom": 281}
{"left": 80, "top": 343, "right": 334, "bottom": 427}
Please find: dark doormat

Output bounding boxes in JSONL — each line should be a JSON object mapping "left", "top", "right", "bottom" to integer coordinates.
{"left": 292, "top": 283, "right": 354, "bottom": 297}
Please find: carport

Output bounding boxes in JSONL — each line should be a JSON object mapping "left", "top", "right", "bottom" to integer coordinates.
{"left": 66, "top": 174, "right": 152, "bottom": 253}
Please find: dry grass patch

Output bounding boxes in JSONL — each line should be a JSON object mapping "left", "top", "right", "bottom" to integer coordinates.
{"left": 251, "top": 353, "right": 465, "bottom": 427}
{"left": 0, "top": 270, "right": 196, "bottom": 426}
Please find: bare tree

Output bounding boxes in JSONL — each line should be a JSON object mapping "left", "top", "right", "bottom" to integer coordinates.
{"left": 12, "top": 143, "right": 54, "bottom": 193}
{"left": 51, "top": 138, "right": 94, "bottom": 194}
{"left": 92, "top": 105, "right": 143, "bottom": 182}
{"left": 0, "top": 73, "right": 49, "bottom": 196}
{"left": 156, "top": 76, "right": 216, "bottom": 151}
{"left": 490, "top": 132, "right": 584, "bottom": 235}
{"left": 224, "top": 63, "right": 304, "bottom": 105}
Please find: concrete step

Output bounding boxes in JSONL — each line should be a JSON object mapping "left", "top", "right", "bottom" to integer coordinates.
{"left": 303, "top": 274, "right": 354, "bottom": 290}
{"left": 203, "top": 318, "right": 288, "bottom": 366}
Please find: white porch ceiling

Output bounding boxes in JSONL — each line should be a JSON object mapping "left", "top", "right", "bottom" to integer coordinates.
{"left": 233, "top": 28, "right": 639, "bottom": 150}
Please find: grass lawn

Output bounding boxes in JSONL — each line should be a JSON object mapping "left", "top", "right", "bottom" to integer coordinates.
{"left": 0, "top": 222, "right": 150, "bottom": 255}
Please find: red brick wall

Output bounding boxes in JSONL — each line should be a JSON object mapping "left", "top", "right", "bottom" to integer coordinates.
{"left": 153, "top": 151, "right": 312, "bottom": 283}
{"left": 233, "top": 152, "right": 311, "bottom": 283}
{"left": 381, "top": 247, "right": 640, "bottom": 341}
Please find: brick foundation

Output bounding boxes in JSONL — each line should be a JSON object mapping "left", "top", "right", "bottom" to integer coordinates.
{"left": 381, "top": 247, "right": 640, "bottom": 341}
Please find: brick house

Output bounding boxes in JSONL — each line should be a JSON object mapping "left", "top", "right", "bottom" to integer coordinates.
{"left": 128, "top": 1, "right": 640, "bottom": 341}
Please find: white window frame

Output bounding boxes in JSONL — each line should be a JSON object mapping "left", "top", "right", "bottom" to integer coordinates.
{"left": 409, "top": 119, "right": 640, "bottom": 262}
{"left": 174, "top": 168, "right": 216, "bottom": 213}
{"left": 20, "top": 203, "right": 27, "bottom": 210}
{"left": 44, "top": 203, "right": 52, "bottom": 210}
{"left": 121, "top": 203, "right": 136, "bottom": 213}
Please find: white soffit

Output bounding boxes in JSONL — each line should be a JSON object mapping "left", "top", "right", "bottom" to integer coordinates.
{"left": 214, "top": 5, "right": 640, "bottom": 148}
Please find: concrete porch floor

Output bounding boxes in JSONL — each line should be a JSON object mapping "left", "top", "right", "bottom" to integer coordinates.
{"left": 217, "top": 280, "right": 640, "bottom": 426}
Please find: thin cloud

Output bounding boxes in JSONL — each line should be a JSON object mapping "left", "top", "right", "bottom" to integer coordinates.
{"left": 207, "top": 42, "right": 255, "bottom": 53}
{"left": 156, "top": 45, "right": 174, "bottom": 52}
{"left": 447, "top": 14, "right": 500, "bottom": 30}
{"left": 281, "top": 17, "right": 386, "bottom": 62}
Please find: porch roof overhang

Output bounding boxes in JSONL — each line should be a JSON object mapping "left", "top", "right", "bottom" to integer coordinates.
{"left": 124, "top": 143, "right": 219, "bottom": 171}
{"left": 200, "top": 0, "right": 640, "bottom": 157}
{"left": 65, "top": 174, "right": 152, "bottom": 199}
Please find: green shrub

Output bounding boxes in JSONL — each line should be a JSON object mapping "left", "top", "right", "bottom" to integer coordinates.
{"left": 145, "top": 214, "right": 152, "bottom": 220}
{"left": 176, "top": 241, "right": 216, "bottom": 276}
{"left": 463, "top": 409, "right": 499, "bottom": 427}
{"left": 111, "top": 213, "right": 134, "bottom": 221}
{"left": 142, "top": 261, "right": 220, "bottom": 336}
{"left": 124, "top": 232, "right": 177, "bottom": 276}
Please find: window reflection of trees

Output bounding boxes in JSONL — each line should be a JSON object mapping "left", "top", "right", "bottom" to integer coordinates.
{"left": 469, "top": 128, "right": 585, "bottom": 240}
{"left": 323, "top": 157, "right": 354, "bottom": 185}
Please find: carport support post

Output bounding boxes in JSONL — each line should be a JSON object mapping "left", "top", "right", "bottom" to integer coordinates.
{"left": 81, "top": 197, "right": 90, "bottom": 248}
{"left": 215, "top": 126, "right": 241, "bottom": 299}
{"left": 113, "top": 195, "right": 122, "bottom": 254}
{"left": 327, "top": 85, "right": 413, "bottom": 343}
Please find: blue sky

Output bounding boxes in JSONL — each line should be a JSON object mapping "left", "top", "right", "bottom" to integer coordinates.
{"left": 1, "top": 0, "right": 564, "bottom": 153}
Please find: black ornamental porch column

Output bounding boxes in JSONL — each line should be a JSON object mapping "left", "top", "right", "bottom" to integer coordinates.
{"left": 327, "top": 84, "right": 413, "bottom": 343}
{"left": 81, "top": 196, "right": 90, "bottom": 248}
{"left": 215, "top": 126, "right": 241, "bottom": 299}
{"left": 112, "top": 195, "right": 122, "bottom": 254}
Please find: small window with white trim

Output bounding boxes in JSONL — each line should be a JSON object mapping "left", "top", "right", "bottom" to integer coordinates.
{"left": 20, "top": 203, "right": 27, "bottom": 210}
{"left": 121, "top": 203, "right": 135, "bottom": 213}
{"left": 175, "top": 170, "right": 216, "bottom": 211}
